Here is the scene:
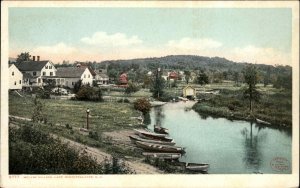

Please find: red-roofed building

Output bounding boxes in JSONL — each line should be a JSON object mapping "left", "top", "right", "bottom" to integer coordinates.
{"left": 118, "top": 73, "right": 128, "bottom": 87}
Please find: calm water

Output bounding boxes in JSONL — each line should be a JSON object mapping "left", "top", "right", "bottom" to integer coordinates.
{"left": 147, "top": 101, "right": 292, "bottom": 174}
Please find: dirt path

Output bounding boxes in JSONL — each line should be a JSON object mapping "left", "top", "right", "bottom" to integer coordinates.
{"left": 9, "top": 117, "right": 162, "bottom": 174}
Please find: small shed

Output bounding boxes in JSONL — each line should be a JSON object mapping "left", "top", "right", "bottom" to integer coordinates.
{"left": 183, "top": 85, "right": 196, "bottom": 99}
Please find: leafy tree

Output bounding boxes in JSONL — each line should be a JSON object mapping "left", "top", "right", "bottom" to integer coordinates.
{"left": 197, "top": 71, "right": 209, "bottom": 86}
{"left": 133, "top": 98, "right": 151, "bottom": 115}
{"left": 16, "top": 52, "right": 31, "bottom": 63}
{"left": 125, "top": 81, "right": 139, "bottom": 95}
{"left": 184, "top": 70, "right": 191, "bottom": 84}
{"left": 151, "top": 69, "right": 165, "bottom": 99}
{"left": 73, "top": 80, "right": 82, "bottom": 94}
{"left": 273, "top": 74, "right": 292, "bottom": 89}
{"left": 243, "top": 65, "right": 260, "bottom": 112}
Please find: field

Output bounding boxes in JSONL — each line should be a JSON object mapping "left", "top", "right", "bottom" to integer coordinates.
{"left": 192, "top": 84, "right": 292, "bottom": 128}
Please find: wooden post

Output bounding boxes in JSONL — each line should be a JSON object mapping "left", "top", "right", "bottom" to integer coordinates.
{"left": 86, "top": 108, "right": 90, "bottom": 129}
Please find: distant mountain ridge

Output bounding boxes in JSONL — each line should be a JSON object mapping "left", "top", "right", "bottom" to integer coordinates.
{"left": 101, "top": 55, "right": 291, "bottom": 73}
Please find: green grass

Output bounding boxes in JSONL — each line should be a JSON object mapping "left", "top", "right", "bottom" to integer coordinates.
{"left": 193, "top": 86, "right": 292, "bottom": 128}
{"left": 9, "top": 92, "right": 142, "bottom": 132}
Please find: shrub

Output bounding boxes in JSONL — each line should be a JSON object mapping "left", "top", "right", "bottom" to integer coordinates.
{"left": 133, "top": 98, "right": 151, "bottom": 115}
{"left": 75, "top": 85, "right": 103, "bottom": 101}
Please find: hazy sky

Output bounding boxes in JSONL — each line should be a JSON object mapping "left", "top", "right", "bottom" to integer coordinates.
{"left": 9, "top": 8, "right": 292, "bottom": 65}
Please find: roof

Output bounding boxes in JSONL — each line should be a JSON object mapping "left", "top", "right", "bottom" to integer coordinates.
{"left": 98, "top": 73, "right": 109, "bottom": 78}
{"left": 23, "top": 73, "right": 33, "bottom": 79}
{"left": 183, "top": 85, "right": 195, "bottom": 90}
{"left": 15, "top": 60, "right": 50, "bottom": 71}
{"left": 56, "top": 67, "right": 88, "bottom": 78}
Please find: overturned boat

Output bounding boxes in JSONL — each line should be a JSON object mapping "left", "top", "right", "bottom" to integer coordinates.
{"left": 129, "top": 135, "right": 175, "bottom": 146}
{"left": 142, "top": 152, "right": 181, "bottom": 160}
{"left": 134, "top": 129, "right": 173, "bottom": 142}
{"left": 136, "top": 141, "right": 185, "bottom": 153}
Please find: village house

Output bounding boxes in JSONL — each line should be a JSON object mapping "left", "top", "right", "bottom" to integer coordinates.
{"left": 9, "top": 64, "right": 23, "bottom": 90}
{"left": 90, "top": 69, "right": 109, "bottom": 86}
{"left": 118, "top": 72, "right": 128, "bottom": 87}
{"left": 14, "top": 56, "right": 57, "bottom": 87}
{"left": 56, "top": 66, "right": 93, "bottom": 88}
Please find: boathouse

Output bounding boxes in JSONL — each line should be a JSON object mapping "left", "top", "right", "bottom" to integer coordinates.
{"left": 183, "top": 85, "right": 196, "bottom": 99}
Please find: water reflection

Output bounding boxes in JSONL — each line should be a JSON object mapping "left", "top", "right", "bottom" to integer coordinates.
{"left": 241, "top": 121, "right": 266, "bottom": 171}
{"left": 153, "top": 106, "right": 165, "bottom": 126}
{"left": 148, "top": 102, "right": 291, "bottom": 173}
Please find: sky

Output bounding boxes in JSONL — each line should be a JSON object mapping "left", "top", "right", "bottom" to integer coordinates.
{"left": 9, "top": 8, "right": 292, "bottom": 65}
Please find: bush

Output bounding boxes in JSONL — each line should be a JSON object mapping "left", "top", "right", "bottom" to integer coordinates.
{"left": 88, "top": 131, "right": 100, "bottom": 141}
{"left": 9, "top": 126, "right": 104, "bottom": 174}
{"left": 133, "top": 98, "right": 151, "bottom": 115}
{"left": 75, "top": 85, "right": 103, "bottom": 101}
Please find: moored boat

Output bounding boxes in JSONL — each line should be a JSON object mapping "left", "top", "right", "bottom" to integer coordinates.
{"left": 134, "top": 129, "right": 173, "bottom": 142}
{"left": 154, "top": 126, "right": 169, "bottom": 134}
{"left": 142, "top": 152, "right": 181, "bottom": 160}
{"left": 129, "top": 135, "right": 175, "bottom": 146}
{"left": 256, "top": 118, "right": 271, "bottom": 125}
{"left": 136, "top": 141, "right": 185, "bottom": 153}
{"left": 185, "top": 163, "right": 209, "bottom": 172}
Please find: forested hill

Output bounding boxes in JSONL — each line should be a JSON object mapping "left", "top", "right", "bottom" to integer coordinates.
{"left": 100, "top": 55, "right": 291, "bottom": 73}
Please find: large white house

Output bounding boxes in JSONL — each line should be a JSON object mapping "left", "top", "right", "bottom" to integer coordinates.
{"left": 56, "top": 66, "right": 93, "bottom": 88}
{"left": 9, "top": 64, "right": 23, "bottom": 90}
{"left": 15, "top": 57, "right": 57, "bottom": 87}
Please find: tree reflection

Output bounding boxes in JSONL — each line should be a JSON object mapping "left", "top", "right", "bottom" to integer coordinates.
{"left": 241, "top": 121, "right": 265, "bottom": 172}
{"left": 143, "top": 113, "right": 151, "bottom": 125}
{"left": 153, "top": 106, "right": 165, "bottom": 126}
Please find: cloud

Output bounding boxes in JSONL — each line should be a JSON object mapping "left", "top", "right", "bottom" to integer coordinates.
{"left": 33, "top": 42, "right": 77, "bottom": 55}
{"left": 13, "top": 36, "right": 290, "bottom": 66}
{"left": 166, "top": 37, "right": 223, "bottom": 51}
{"left": 227, "top": 45, "right": 291, "bottom": 65}
{"left": 80, "top": 32, "right": 143, "bottom": 47}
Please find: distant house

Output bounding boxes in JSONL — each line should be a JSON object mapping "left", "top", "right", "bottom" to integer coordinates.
{"left": 56, "top": 67, "right": 93, "bottom": 88}
{"left": 15, "top": 56, "right": 57, "bottom": 87}
{"left": 9, "top": 64, "right": 23, "bottom": 90}
{"left": 183, "top": 85, "right": 196, "bottom": 99}
{"left": 119, "top": 73, "right": 128, "bottom": 86}
{"left": 89, "top": 68, "right": 109, "bottom": 86}
{"left": 168, "top": 71, "right": 178, "bottom": 81}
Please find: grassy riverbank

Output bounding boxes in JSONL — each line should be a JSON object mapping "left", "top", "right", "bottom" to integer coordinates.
{"left": 192, "top": 86, "right": 292, "bottom": 128}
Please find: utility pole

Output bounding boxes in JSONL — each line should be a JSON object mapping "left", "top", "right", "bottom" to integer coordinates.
{"left": 86, "top": 108, "right": 90, "bottom": 129}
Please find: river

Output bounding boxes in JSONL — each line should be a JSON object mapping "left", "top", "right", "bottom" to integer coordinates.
{"left": 147, "top": 101, "right": 292, "bottom": 174}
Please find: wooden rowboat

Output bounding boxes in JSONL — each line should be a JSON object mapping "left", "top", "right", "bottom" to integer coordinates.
{"left": 129, "top": 135, "right": 176, "bottom": 146}
{"left": 185, "top": 163, "right": 209, "bottom": 172}
{"left": 154, "top": 126, "right": 169, "bottom": 134}
{"left": 256, "top": 118, "right": 271, "bottom": 125}
{"left": 134, "top": 129, "right": 173, "bottom": 142}
{"left": 136, "top": 141, "right": 185, "bottom": 153}
{"left": 142, "top": 152, "right": 181, "bottom": 160}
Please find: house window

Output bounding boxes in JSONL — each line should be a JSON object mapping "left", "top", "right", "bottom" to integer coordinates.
{"left": 33, "top": 72, "right": 36, "bottom": 76}
{"left": 38, "top": 78, "right": 41, "bottom": 83}
{"left": 72, "top": 82, "right": 74, "bottom": 85}
{"left": 43, "top": 72, "right": 46, "bottom": 76}
{"left": 50, "top": 72, "right": 53, "bottom": 76}
{"left": 49, "top": 66, "right": 52, "bottom": 69}
{"left": 88, "top": 74, "right": 90, "bottom": 78}
{"left": 12, "top": 72, "right": 14, "bottom": 76}
{"left": 84, "top": 74, "right": 86, "bottom": 78}
{"left": 14, "top": 81, "right": 16, "bottom": 85}
{"left": 19, "top": 80, "right": 21, "bottom": 84}
{"left": 45, "top": 66, "right": 48, "bottom": 69}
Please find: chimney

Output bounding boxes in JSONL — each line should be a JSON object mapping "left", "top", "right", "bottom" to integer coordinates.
{"left": 37, "top": 56, "right": 40, "bottom": 61}
{"left": 33, "top": 56, "right": 36, "bottom": 61}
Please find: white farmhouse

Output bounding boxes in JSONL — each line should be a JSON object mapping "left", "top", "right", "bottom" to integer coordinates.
{"left": 15, "top": 57, "right": 57, "bottom": 87}
{"left": 56, "top": 67, "right": 93, "bottom": 88}
{"left": 9, "top": 64, "right": 23, "bottom": 90}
